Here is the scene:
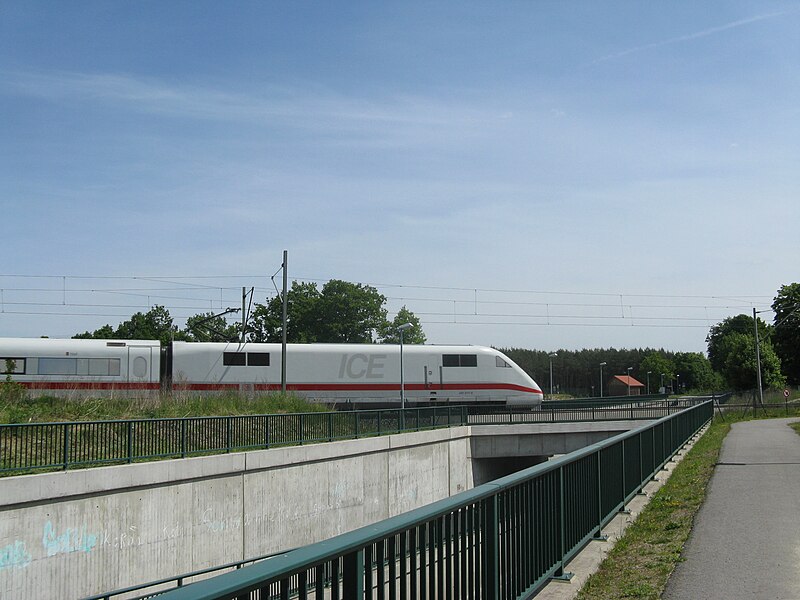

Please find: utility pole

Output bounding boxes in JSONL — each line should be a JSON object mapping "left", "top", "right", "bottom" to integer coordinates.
{"left": 241, "top": 287, "right": 247, "bottom": 343}
{"left": 281, "top": 250, "right": 288, "bottom": 394}
{"left": 752, "top": 302, "right": 800, "bottom": 417}
{"left": 753, "top": 307, "right": 764, "bottom": 417}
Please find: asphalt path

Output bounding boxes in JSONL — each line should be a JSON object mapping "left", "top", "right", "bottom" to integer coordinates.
{"left": 663, "top": 417, "right": 800, "bottom": 600}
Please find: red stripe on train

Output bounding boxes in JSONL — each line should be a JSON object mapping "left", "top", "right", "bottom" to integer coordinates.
{"left": 16, "top": 381, "right": 543, "bottom": 395}
{"left": 175, "top": 382, "right": 543, "bottom": 394}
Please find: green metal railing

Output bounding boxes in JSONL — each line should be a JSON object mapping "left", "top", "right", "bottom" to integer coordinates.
{"left": 0, "top": 406, "right": 461, "bottom": 475}
{"left": 1, "top": 400, "right": 702, "bottom": 476}
{"left": 541, "top": 393, "right": 669, "bottom": 409}
{"left": 98, "top": 401, "right": 711, "bottom": 600}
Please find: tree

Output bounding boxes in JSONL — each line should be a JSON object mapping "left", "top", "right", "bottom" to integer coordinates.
{"left": 248, "top": 279, "right": 397, "bottom": 344}
{"left": 249, "top": 282, "right": 322, "bottom": 343}
{"left": 377, "top": 306, "right": 427, "bottom": 344}
{"left": 772, "top": 283, "right": 800, "bottom": 385}
{"left": 715, "top": 331, "right": 784, "bottom": 391}
{"left": 313, "top": 280, "right": 388, "bottom": 343}
{"left": 707, "top": 314, "right": 771, "bottom": 373}
{"left": 639, "top": 352, "right": 675, "bottom": 392}
{"left": 73, "top": 305, "right": 187, "bottom": 346}
{"left": 673, "top": 352, "right": 723, "bottom": 392}
{"left": 499, "top": 347, "right": 673, "bottom": 397}
{"left": 74, "top": 324, "right": 114, "bottom": 340}
{"left": 184, "top": 312, "right": 241, "bottom": 342}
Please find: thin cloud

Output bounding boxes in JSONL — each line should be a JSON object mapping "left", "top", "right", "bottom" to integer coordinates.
{"left": 591, "top": 10, "right": 796, "bottom": 64}
{"left": 0, "top": 69, "right": 503, "bottom": 130}
{"left": 0, "top": 69, "right": 531, "bottom": 154}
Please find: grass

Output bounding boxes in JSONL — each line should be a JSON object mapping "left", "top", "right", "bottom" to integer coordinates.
{"left": 0, "top": 389, "right": 329, "bottom": 424}
{"left": 576, "top": 406, "right": 800, "bottom": 600}
{"left": 1, "top": 391, "right": 443, "bottom": 476}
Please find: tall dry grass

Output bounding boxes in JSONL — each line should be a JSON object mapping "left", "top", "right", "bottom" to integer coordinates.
{"left": 0, "top": 390, "right": 329, "bottom": 424}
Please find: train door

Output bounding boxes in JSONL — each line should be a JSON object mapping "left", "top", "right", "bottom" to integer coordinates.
{"left": 127, "top": 345, "right": 154, "bottom": 383}
{"left": 425, "top": 354, "right": 442, "bottom": 402}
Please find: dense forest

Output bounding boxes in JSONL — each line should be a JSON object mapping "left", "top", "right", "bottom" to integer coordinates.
{"left": 499, "top": 347, "right": 719, "bottom": 397}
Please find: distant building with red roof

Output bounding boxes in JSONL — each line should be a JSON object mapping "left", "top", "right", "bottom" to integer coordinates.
{"left": 607, "top": 375, "right": 646, "bottom": 396}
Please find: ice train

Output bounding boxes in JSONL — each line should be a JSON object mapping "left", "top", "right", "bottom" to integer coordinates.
{"left": 0, "top": 338, "right": 544, "bottom": 408}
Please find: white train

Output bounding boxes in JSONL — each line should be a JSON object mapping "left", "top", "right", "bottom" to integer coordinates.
{"left": 0, "top": 338, "right": 544, "bottom": 407}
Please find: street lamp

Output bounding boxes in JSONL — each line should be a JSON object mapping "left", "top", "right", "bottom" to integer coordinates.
{"left": 397, "top": 323, "right": 413, "bottom": 413}
{"left": 626, "top": 367, "right": 632, "bottom": 396}
{"left": 599, "top": 362, "right": 607, "bottom": 397}
{"left": 549, "top": 353, "right": 558, "bottom": 398}
{"left": 660, "top": 373, "right": 665, "bottom": 393}
{"left": 647, "top": 371, "right": 652, "bottom": 395}
{"left": 676, "top": 373, "right": 681, "bottom": 394}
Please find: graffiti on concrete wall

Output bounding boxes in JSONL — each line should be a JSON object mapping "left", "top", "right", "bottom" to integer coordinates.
{"left": 0, "top": 540, "right": 31, "bottom": 571}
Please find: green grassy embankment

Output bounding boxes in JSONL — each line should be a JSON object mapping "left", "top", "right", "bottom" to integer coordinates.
{"left": 576, "top": 405, "right": 800, "bottom": 600}
{"left": 0, "top": 389, "right": 328, "bottom": 424}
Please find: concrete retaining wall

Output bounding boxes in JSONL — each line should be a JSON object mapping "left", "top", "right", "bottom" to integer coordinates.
{"left": 0, "top": 428, "right": 473, "bottom": 600}
{"left": 0, "top": 419, "right": 648, "bottom": 599}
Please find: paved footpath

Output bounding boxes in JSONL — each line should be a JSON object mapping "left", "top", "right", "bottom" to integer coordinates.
{"left": 663, "top": 417, "right": 800, "bottom": 600}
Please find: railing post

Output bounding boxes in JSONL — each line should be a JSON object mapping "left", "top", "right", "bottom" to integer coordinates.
{"left": 620, "top": 439, "right": 626, "bottom": 503}
{"left": 226, "top": 417, "right": 232, "bottom": 453}
{"left": 343, "top": 549, "right": 364, "bottom": 597}
{"left": 595, "top": 450, "right": 605, "bottom": 538}
{"left": 355, "top": 412, "right": 360, "bottom": 438}
{"left": 484, "top": 496, "right": 500, "bottom": 599}
{"left": 299, "top": 414, "right": 305, "bottom": 446}
{"left": 637, "top": 432, "right": 644, "bottom": 492}
{"left": 556, "top": 466, "right": 566, "bottom": 577}
{"left": 127, "top": 421, "right": 133, "bottom": 464}
{"left": 62, "top": 423, "right": 69, "bottom": 471}
{"left": 328, "top": 412, "right": 333, "bottom": 442}
{"left": 181, "top": 419, "right": 187, "bottom": 458}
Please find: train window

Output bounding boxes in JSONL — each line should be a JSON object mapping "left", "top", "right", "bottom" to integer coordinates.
{"left": 496, "top": 356, "right": 511, "bottom": 368}
{"left": 89, "top": 358, "right": 121, "bottom": 376}
{"left": 132, "top": 357, "right": 148, "bottom": 378}
{"left": 38, "top": 358, "right": 78, "bottom": 375}
{"left": 443, "top": 354, "right": 478, "bottom": 367}
{"left": 247, "top": 353, "right": 270, "bottom": 367}
{"left": 223, "top": 352, "right": 247, "bottom": 366}
{"left": 1, "top": 358, "right": 25, "bottom": 374}
{"left": 442, "top": 354, "right": 460, "bottom": 367}
{"left": 460, "top": 354, "right": 477, "bottom": 367}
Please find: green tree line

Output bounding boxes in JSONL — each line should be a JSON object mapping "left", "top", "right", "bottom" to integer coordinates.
{"left": 499, "top": 347, "right": 723, "bottom": 396}
{"left": 75, "top": 279, "right": 427, "bottom": 346}
{"left": 73, "top": 280, "right": 800, "bottom": 395}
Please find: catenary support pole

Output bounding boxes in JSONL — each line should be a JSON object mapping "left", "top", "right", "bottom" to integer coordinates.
{"left": 281, "top": 250, "right": 288, "bottom": 393}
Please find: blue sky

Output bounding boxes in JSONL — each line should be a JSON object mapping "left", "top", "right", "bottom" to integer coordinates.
{"left": 1, "top": 1, "right": 798, "bottom": 353}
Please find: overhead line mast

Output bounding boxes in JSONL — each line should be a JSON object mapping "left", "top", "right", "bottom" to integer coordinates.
{"left": 282, "top": 250, "right": 288, "bottom": 393}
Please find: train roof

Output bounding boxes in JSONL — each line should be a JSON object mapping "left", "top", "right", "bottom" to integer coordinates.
{"left": 0, "top": 338, "right": 160, "bottom": 351}
{"left": 170, "top": 341, "right": 506, "bottom": 355}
